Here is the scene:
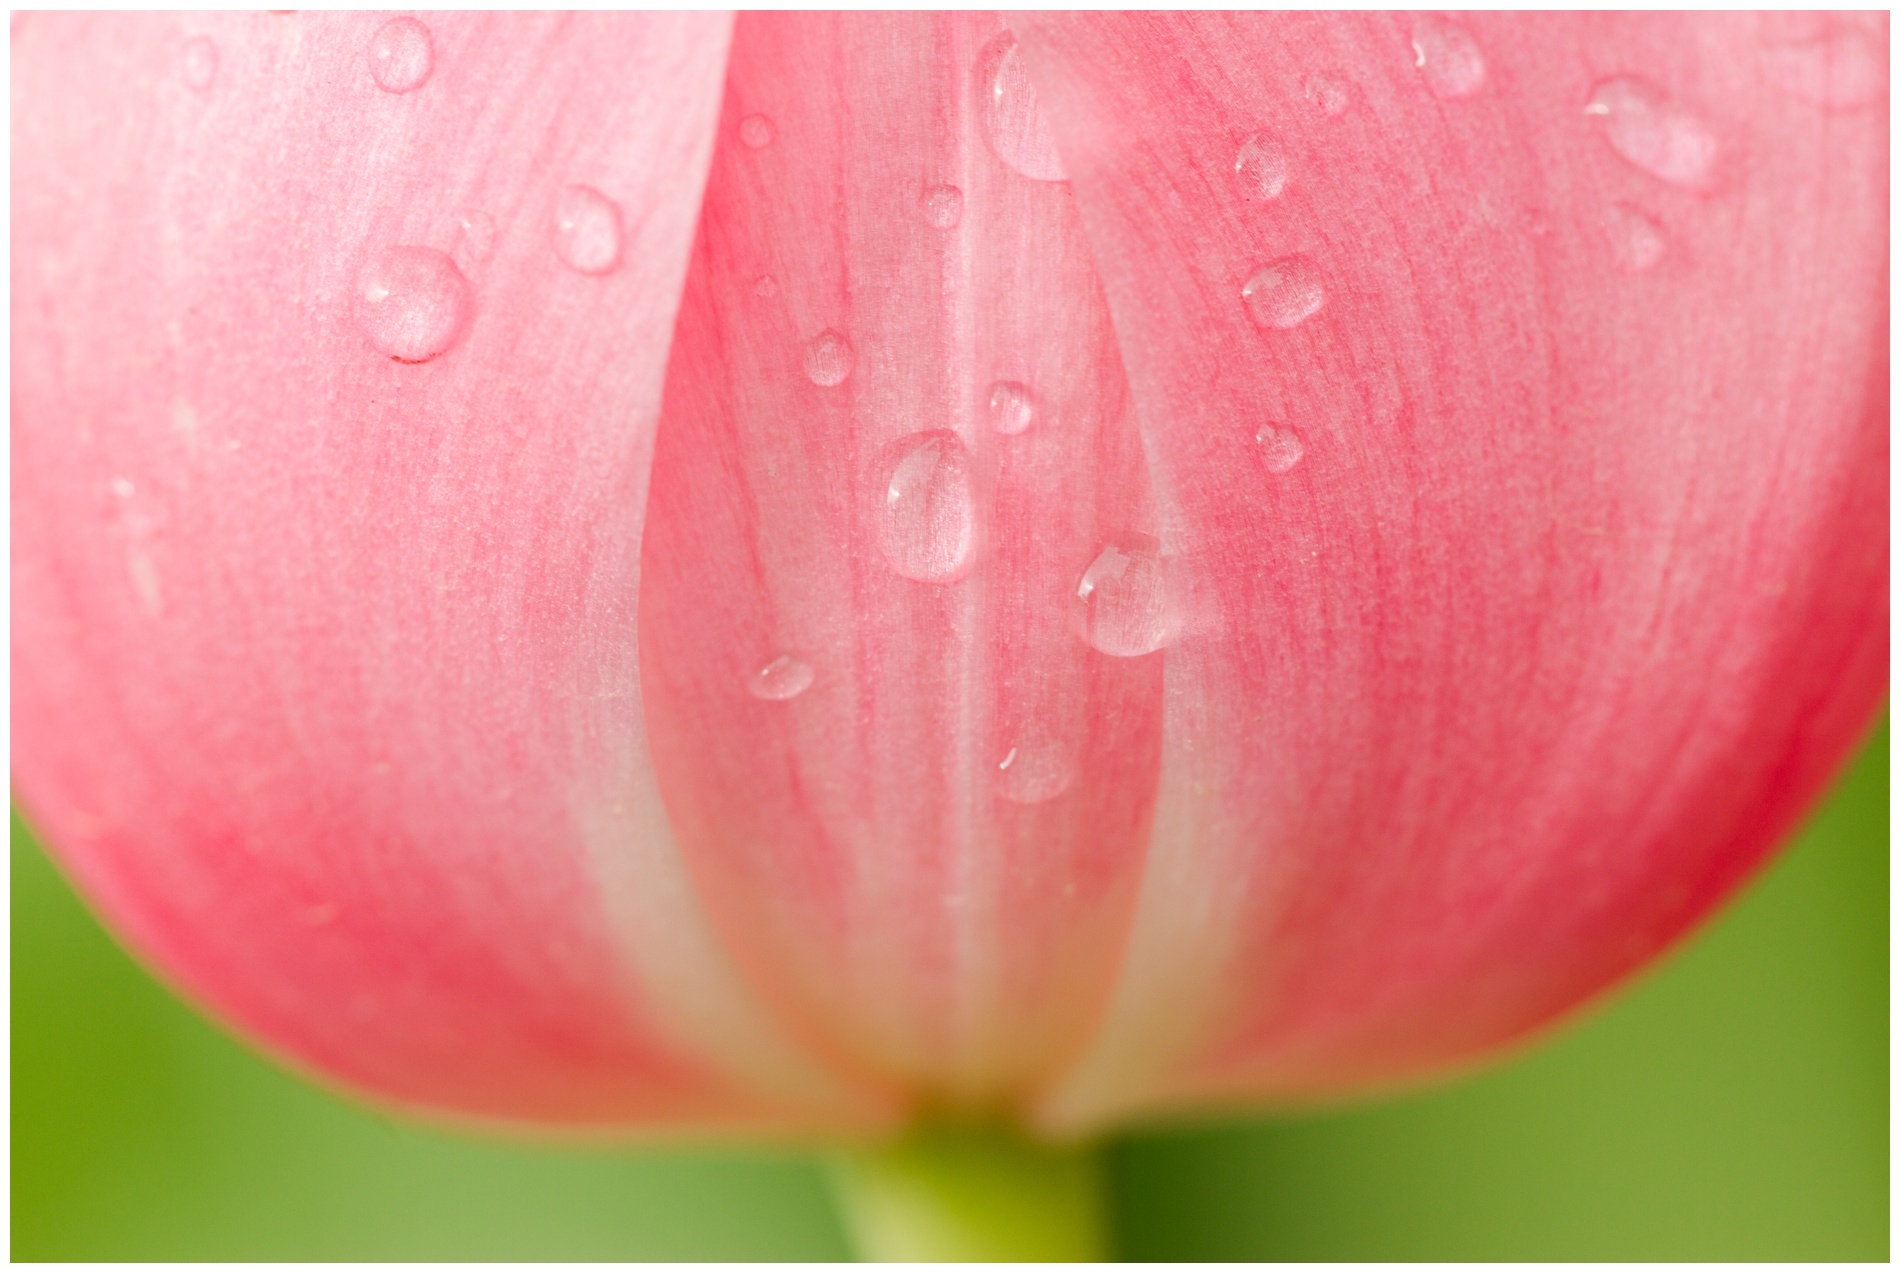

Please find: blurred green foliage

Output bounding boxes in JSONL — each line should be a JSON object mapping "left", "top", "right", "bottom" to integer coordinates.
{"left": 13, "top": 722, "right": 1887, "bottom": 1259}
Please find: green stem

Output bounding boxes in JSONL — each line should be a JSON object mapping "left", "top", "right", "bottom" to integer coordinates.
{"left": 827, "top": 1121, "right": 1109, "bottom": 1261}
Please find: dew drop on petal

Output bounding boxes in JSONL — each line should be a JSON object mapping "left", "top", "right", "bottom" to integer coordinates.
{"left": 550, "top": 185, "right": 623, "bottom": 276}
{"left": 353, "top": 246, "right": 473, "bottom": 363}
{"left": 921, "top": 184, "right": 964, "bottom": 229}
{"left": 803, "top": 330, "right": 855, "bottom": 387}
{"left": 1234, "top": 131, "right": 1290, "bottom": 203}
{"left": 1584, "top": 76, "right": 1721, "bottom": 192}
{"left": 181, "top": 36, "right": 218, "bottom": 91}
{"left": 996, "top": 739, "right": 1074, "bottom": 805}
{"left": 1242, "top": 256, "right": 1325, "bottom": 330}
{"left": 1603, "top": 201, "right": 1667, "bottom": 273}
{"left": 1761, "top": 27, "right": 1888, "bottom": 112}
{"left": 1077, "top": 543, "right": 1173, "bottom": 657}
{"left": 753, "top": 274, "right": 780, "bottom": 299}
{"left": 750, "top": 654, "right": 814, "bottom": 701}
{"left": 878, "top": 432, "right": 978, "bottom": 584}
{"left": 981, "top": 33, "right": 1067, "bottom": 182}
{"left": 1411, "top": 19, "right": 1486, "bottom": 100}
{"left": 987, "top": 381, "right": 1034, "bottom": 435}
{"left": 453, "top": 210, "right": 496, "bottom": 264}
{"left": 368, "top": 16, "right": 433, "bottom": 94}
{"left": 739, "top": 113, "right": 775, "bottom": 149}
{"left": 1255, "top": 423, "right": 1305, "bottom": 473}
{"left": 1305, "top": 74, "right": 1351, "bottom": 117}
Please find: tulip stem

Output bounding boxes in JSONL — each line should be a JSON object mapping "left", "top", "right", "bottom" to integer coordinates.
{"left": 826, "top": 1121, "right": 1109, "bottom": 1261}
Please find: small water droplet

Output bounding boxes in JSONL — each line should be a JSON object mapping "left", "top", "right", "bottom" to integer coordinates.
{"left": 1602, "top": 201, "right": 1667, "bottom": 273}
{"left": 803, "top": 330, "right": 855, "bottom": 387}
{"left": 921, "top": 184, "right": 964, "bottom": 229}
{"left": 353, "top": 245, "right": 473, "bottom": 363}
{"left": 1242, "top": 256, "right": 1325, "bottom": 330}
{"left": 1077, "top": 542, "right": 1172, "bottom": 657}
{"left": 1305, "top": 74, "right": 1351, "bottom": 117}
{"left": 750, "top": 654, "right": 814, "bottom": 701}
{"left": 739, "top": 113, "right": 775, "bottom": 149}
{"left": 981, "top": 33, "right": 1067, "bottom": 182}
{"left": 1255, "top": 423, "right": 1305, "bottom": 473}
{"left": 1234, "top": 131, "right": 1290, "bottom": 202}
{"left": 110, "top": 477, "right": 137, "bottom": 499}
{"left": 1584, "top": 76, "right": 1721, "bottom": 192}
{"left": 181, "top": 36, "right": 218, "bottom": 91}
{"left": 878, "top": 432, "right": 978, "bottom": 584}
{"left": 996, "top": 739, "right": 1074, "bottom": 804}
{"left": 987, "top": 381, "right": 1034, "bottom": 436}
{"left": 550, "top": 185, "right": 623, "bottom": 276}
{"left": 1411, "top": 19, "right": 1486, "bottom": 100}
{"left": 368, "top": 16, "right": 433, "bottom": 94}
{"left": 753, "top": 274, "right": 780, "bottom": 299}
{"left": 1762, "top": 28, "right": 1887, "bottom": 112}
{"left": 452, "top": 210, "right": 496, "bottom": 265}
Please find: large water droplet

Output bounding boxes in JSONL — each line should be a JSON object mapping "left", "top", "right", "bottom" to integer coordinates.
{"left": 987, "top": 381, "right": 1034, "bottom": 436}
{"left": 1305, "top": 74, "right": 1351, "bottom": 117}
{"left": 997, "top": 739, "right": 1074, "bottom": 805}
{"left": 878, "top": 432, "right": 978, "bottom": 584}
{"left": 1762, "top": 27, "right": 1888, "bottom": 112}
{"left": 981, "top": 33, "right": 1067, "bottom": 182}
{"left": 1256, "top": 423, "right": 1305, "bottom": 473}
{"left": 739, "top": 113, "right": 775, "bottom": 149}
{"left": 750, "top": 654, "right": 814, "bottom": 701}
{"left": 1234, "top": 131, "right": 1290, "bottom": 203}
{"left": 1411, "top": 19, "right": 1486, "bottom": 100}
{"left": 181, "top": 36, "right": 218, "bottom": 91}
{"left": 803, "top": 330, "right": 855, "bottom": 387}
{"left": 1603, "top": 201, "right": 1666, "bottom": 273}
{"left": 1077, "top": 542, "right": 1172, "bottom": 657}
{"left": 353, "top": 246, "right": 473, "bottom": 363}
{"left": 921, "top": 184, "right": 964, "bottom": 229}
{"left": 1242, "top": 256, "right": 1325, "bottom": 330}
{"left": 368, "top": 16, "right": 433, "bottom": 94}
{"left": 1584, "top": 77, "right": 1721, "bottom": 191}
{"left": 453, "top": 210, "right": 496, "bottom": 265}
{"left": 551, "top": 185, "right": 623, "bottom": 276}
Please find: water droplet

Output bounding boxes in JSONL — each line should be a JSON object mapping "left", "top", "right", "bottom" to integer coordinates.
{"left": 1602, "top": 201, "right": 1667, "bottom": 273}
{"left": 1584, "top": 77, "right": 1721, "bottom": 192}
{"left": 753, "top": 274, "right": 780, "bottom": 299}
{"left": 803, "top": 330, "right": 855, "bottom": 387}
{"left": 1256, "top": 423, "right": 1305, "bottom": 473}
{"left": 739, "top": 114, "right": 775, "bottom": 149}
{"left": 353, "top": 245, "right": 473, "bottom": 363}
{"left": 1242, "top": 256, "right": 1325, "bottom": 330}
{"left": 1305, "top": 74, "right": 1351, "bottom": 117}
{"left": 110, "top": 477, "right": 137, "bottom": 499}
{"left": 996, "top": 739, "right": 1074, "bottom": 805}
{"left": 1077, "top": 542, "right": 1172, "bottom": 657}
{"left": 1762, "top": 28, "right": 1887, "bottom": 112}
{"left": 1234, "top": 131, "right": 1290, "bottom": 202}
{"left": 1411, "top": 19, "right": 1486, "bottom": 100}
{"left": 452, "top": 210, "right": 496, "bottom": 265}
{"left": 921, "top": 184, "right": 964, "bottom": 229}
{"left": 750, "top": 654, "right": 814, "bottom": 701}
{"left": 181, "top": 36, "right": 218, "bottom": 91}
{"left": 368, "top": 16, "right": 433, "bottom": 94}
{"left": 550, "top": 185, "right": 623, "bottom": 276}
{"left": 878, "top": 432, "right": 978, "bottom": 584}
{"left": 987, "top": 381, "right": 1034, "bottom": 435}
{"left": 981, "top": 33, "right": 1067, "bottom": 182}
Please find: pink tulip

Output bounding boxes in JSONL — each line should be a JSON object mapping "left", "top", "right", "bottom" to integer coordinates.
{"left": 11, "top": 9, "right": 1886, "bottom": 1243}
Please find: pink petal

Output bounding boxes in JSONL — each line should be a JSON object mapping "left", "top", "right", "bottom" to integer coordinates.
{"left": 1009, "top": 12, "right": 1888, "bottom": 1129}
{"left": 12, "top": 12, "right": 885, "bottom": 1132}
{"left": 638, "top": 12, "right": 1164, "bottom": 1102}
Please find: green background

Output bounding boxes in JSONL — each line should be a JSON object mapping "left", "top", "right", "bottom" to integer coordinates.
{"left": 13, "top": 722, "right": 1888, "bottom": 1259}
